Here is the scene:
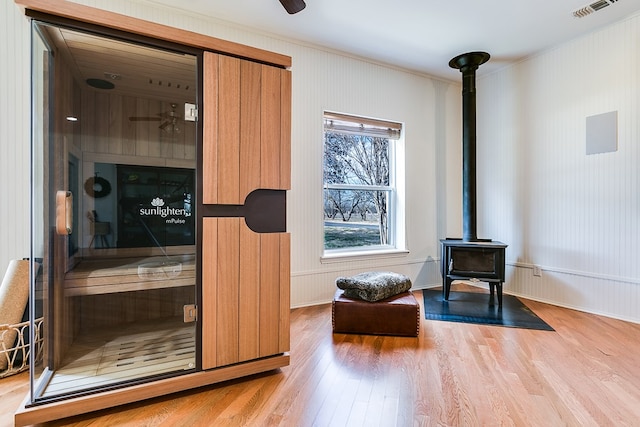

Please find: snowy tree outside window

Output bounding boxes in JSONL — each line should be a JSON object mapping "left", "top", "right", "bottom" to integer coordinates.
{"left": 323, "top": 112, "right": 402, "bottom": 252}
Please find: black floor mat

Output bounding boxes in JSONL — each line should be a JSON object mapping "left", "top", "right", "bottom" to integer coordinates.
{"left": 422, "top": 289, "right": 554, "bottom": 331}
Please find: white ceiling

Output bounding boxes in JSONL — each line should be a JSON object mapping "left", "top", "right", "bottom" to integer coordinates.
{"left": 146, "top": 0, "right": 640, "bottom": 81}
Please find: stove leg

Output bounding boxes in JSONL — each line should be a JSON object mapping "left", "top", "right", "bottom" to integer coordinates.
{"left": 489, "top": 282, "right": 495, "bottom": 304}
{"left": 443, "top": 276, "right": 453, "bottom": 301}
{"left": 489, "top": 282, "right": 503, "bottom": 306}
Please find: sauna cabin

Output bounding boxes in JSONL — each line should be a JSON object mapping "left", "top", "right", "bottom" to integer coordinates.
{"left": 14, "top": 1, "right": 291, "bottom": 425}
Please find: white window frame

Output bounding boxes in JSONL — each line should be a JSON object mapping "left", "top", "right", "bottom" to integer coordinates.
{"left": 321, "top": 111, "right": 406, "bottom": 260}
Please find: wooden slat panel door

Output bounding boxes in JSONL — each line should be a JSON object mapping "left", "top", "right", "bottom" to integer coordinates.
{"left": 257, "top": 232, "right": 291, "bottom": 357}
{"left": 260, "top": 65, "right": 281, "bottom": 190}
{"left": 202, "top": 53, "right": 219, "bottom": 205}
{"left": 201, "top": 218, "right": 218, "bottom": 368}
{"left": 202, "top": 53, "right": 241, "bottom": 204}
{"left": 238, "top": 221, "right": 261, "bottom": 362}
{"left": 239, "top": 60, "right": 262, "bottom": 201}
{"left": 278, "top": 232, "right": 291, "bottom": 353}
{"left": 280, "top": 70, "right": 292, "bottom": 191}
{"left": 201, "top": 51, "right": 291, "bottom": 370}
{"left": 216, "top": 56, "right": 241, "bottom": 204}
{"left": 202, "top": 219, "right": 289, "bottom": 368}
{"left": 202, "top": 52, "right": 291, "bottom": 204}
{"left": 214, "top": 218, "right": 240, "bottom": 366}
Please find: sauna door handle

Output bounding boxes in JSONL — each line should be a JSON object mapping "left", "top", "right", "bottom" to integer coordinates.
{"left": 56, "top": 190, "right": 73, "bottom": 235}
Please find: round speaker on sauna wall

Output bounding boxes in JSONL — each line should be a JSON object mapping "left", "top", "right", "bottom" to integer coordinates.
{"left": 86, "top": 78, "right": 115, "bottom": 90}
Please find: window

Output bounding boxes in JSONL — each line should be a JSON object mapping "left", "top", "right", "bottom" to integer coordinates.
{"left": 323, "top": 111, "right": 404, "bottom": 254}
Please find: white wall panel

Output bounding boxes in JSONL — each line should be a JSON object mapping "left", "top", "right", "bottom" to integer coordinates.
{"left": 478, "top": 13, "right": 640, "bottom": 322}
{"left": 0, "top": 2, "right": 31, "bottom": 275}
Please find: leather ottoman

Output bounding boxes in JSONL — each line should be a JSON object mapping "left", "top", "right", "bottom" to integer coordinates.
{"left": 332, "top": 289, "right": 420, "bottom": 337}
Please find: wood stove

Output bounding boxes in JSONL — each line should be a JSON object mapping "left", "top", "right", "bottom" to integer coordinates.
{"left": 441, "top": 239, "right": 507, "bottom": 305}
{"left": 441, "top": 51, "right": 508, "bottom": 306}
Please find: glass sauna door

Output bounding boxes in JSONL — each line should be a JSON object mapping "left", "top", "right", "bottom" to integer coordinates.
{"left": 30, "top": 21, "right": 199, "bottom": 403}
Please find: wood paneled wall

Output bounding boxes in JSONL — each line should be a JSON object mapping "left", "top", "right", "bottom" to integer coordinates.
{"left": 80, "top": 91, "right": 196, "bottom": 162}
{"left": 75, "top": 286, "right": 194, "bottom": 334}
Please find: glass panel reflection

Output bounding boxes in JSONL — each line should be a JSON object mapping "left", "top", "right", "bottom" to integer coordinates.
{"left": 30, "top": 21, "right": 198, "bottom": 403}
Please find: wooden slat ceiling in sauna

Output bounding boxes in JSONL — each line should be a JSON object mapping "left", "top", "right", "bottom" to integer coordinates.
{"left": 45, "top": 25, "right": 197, "bottom": 104}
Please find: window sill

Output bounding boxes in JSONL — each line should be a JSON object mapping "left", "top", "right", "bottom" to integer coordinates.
{"left": 320, "top": 248, "right": 409, "bottom": 264}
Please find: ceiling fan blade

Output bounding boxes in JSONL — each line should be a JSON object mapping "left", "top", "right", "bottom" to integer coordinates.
{"left": 279, "top": 0, "right": 306, "bottom": 14}
{"left": 129, "top": 116, "right": 162, "bottom": 121}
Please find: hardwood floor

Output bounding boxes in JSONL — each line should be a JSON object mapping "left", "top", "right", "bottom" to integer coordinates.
{"left": 2, "top": 286, "right": 640, "bottom": 426}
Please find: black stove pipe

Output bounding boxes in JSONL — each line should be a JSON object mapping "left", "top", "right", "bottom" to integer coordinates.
{"left": 449, "top": 51, "right": 490, "bottom": 242}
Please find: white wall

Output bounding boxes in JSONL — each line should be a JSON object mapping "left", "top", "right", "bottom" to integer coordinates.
{"left": 0, "top": 1, "right": 31, "bottom": 276}
{"left": 476, "top": 14, "right": 640, "bottom": 323}
{"left": 1, "top": 0, "right": 460, "bottom": 307}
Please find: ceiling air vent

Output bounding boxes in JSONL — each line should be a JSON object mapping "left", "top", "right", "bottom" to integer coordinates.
{"left": 573, "top": 0, "right": 620, "bottom": 18}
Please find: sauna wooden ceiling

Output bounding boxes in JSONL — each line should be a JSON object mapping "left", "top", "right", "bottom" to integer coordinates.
{"left": 44, "top": 25, "right": 197, "bottom": 104}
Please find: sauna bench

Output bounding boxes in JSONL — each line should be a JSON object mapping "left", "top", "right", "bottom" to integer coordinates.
{"left": 64, "top": 254, "right": 195, "bottom": 296}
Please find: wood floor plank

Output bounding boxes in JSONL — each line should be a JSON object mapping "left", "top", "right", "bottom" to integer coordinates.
{"left": 2, "top": 286, "right": 640, "bottom": 426}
